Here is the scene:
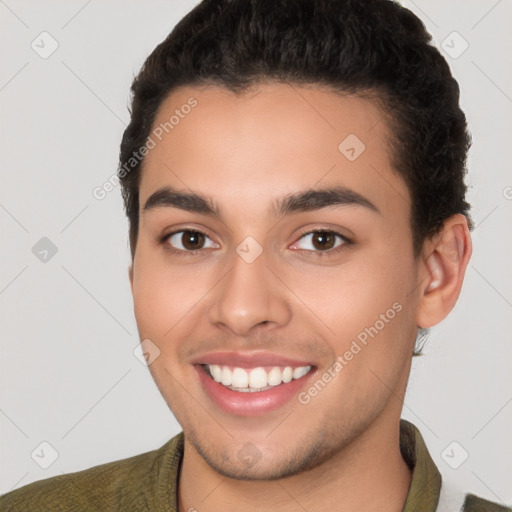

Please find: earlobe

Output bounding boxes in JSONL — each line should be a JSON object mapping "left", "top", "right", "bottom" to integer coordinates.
{"left": 416, "top": 215, "right": 472, "bottom": 329}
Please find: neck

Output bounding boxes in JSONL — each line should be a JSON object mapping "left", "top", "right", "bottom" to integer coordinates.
{"left": 177, "top": 410, "right": 412, "bottom": 512}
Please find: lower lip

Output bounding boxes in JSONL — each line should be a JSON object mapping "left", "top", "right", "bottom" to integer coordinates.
{"left": 195, "top": 365, "right": 315, "bottom": 417}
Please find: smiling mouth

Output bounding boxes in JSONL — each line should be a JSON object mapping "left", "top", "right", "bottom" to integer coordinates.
{"left": 202, "top": 363, "right": 314, "bottom": 392}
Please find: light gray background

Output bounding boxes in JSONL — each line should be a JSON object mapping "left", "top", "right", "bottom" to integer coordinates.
{"left": 1, "top": 0, "right": 511, "bottom": 505}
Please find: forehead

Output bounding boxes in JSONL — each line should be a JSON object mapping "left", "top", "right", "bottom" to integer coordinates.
{"left": 138, "top": 82, "right": 410, "bottom": 220}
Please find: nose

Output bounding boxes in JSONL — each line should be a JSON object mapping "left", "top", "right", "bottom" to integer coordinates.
{"left": 208, "top": 249, "right": 291, "bottom": 337}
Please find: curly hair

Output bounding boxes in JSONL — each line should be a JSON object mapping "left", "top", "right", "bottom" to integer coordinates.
{"left": 118, "top": 0, "right": 473, "bottom": 261}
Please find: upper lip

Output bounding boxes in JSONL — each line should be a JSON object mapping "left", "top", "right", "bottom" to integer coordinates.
{"left": 191, "top": 351, "right": 314, "bottom": 368}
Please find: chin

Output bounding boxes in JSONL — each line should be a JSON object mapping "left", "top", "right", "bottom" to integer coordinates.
{"left": 188, "top": 429, "right": 338, "bottom": 481}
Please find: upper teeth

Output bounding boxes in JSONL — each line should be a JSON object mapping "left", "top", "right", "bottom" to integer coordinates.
{"left": 207, "top": 364, "right": 312, "bottom": 389}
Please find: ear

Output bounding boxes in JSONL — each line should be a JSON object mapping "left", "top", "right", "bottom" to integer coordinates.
{"left": 128, "top": 264, "right": 134, "bottom": 294}
{"left": 416, "top": 214, "right": 472, "bottom": 329}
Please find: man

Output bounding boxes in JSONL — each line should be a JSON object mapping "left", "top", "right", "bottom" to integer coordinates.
{"left": 1, "top": 0, "right": 509, "bottom": 510}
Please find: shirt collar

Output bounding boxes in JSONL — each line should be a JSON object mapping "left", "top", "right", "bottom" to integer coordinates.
{"left": 400, "top": 418, "right": 442, "bottom": 512}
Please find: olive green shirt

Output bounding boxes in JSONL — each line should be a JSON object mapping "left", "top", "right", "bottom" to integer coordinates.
{"left": 0, "top": 419, "right": 509, "bottom": 511}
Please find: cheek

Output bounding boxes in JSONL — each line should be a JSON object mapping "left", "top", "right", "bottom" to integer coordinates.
{"left": 310, "top": 259, "right": 415, "bottom": 407}
{"left": 131, "top": 250, "right": 216, "bottom": 343}
{"left": 291, "top": 250, "right": 412, "bottom": 334}
{"left": 132, "top": 252, "right": 183, "bottom": 336}
{"left": 291, "top": 251, "right": 416, "bottom": 393}
{"left": 337, "top": 252, "right": 416, "bottom": 374}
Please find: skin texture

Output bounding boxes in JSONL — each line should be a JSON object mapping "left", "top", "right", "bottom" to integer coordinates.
{"left": 128, "top": 83, "right": 472, "bottom": 512}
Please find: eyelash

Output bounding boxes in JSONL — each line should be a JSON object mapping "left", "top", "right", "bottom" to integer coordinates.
{"left": 160, "top": 228, "right": 353, "bottom": 258}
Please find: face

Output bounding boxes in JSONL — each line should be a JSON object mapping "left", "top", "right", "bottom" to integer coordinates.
{"left": 130, "top": 83, "right": 421, "bottom": 479}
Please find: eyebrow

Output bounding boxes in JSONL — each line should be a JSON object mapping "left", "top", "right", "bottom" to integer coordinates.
{"left": 142, "top": 185, "right": 380, "bottom": 217}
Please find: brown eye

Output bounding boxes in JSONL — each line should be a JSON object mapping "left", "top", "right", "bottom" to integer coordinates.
{"left": 181, "top": 231, "right": 205, "bottom": 250}
{"left": 291, "top": 230, "right": 350, "bottom": 254}
{"left": 311, "top": 231, "right": 336, "bottom": 250}
{"left": 165, "top": 230, "right": 218, "bottom": 252}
